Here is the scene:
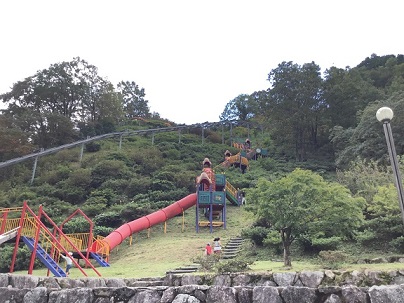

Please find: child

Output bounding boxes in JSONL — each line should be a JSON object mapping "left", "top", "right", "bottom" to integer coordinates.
{"left": 213, "top": 237, "right": 222, "bottom": 254}
{"left": 205, "top": 243, "right": 212, "bottom": 255}
{"left": 60, "top": 252, "right": 73, "bottom": 276}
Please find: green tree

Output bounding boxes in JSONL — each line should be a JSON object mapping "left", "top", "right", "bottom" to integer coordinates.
{"left": 219, "top": 94, "right": 258, "bottom": 121}
{"left": 117, "top": 81, "right": 150, "bottom": 119}
{"left": 248, "top": 168, "right": 364, "bottom": 266}
{"left": 331, "top": 92, "right": 404, "bottom": 168}
{"left": 336, "top": 158, "right": 392, "bottom": 206}
{"left": 0, "top": 57, "right": 116, "bottom": 148}
{"left": 323, "top": 67, "right": 381, "bottom": 129}
{"left": 266, "top": 61, "right": 326, "bottom": 161}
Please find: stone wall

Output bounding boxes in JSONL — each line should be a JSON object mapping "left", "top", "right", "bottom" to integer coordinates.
{"left": 1, "top": 270, "right": 404, "bottom": 302}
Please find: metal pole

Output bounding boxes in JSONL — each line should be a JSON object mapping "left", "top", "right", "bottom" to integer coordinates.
{"left": 383, "top": 121, "right": 404, "bottom": 225}
{"left": 30, "top": 156, "right": 38, "bottom": 185}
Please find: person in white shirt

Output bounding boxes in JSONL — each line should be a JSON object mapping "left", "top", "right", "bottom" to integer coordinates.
{"left": 60, "top": 252, "right": 73, "bottom": 276}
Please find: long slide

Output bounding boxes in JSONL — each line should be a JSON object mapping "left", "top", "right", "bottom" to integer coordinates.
{"left": 0, "top": 227, "right": 20, "bottom": 245}
{"left": 103, "top": 193, "right": 197, "bottom": 251}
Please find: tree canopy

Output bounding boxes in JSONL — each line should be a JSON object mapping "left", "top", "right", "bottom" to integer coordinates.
{"left": 248, "top": 168, "right": 365, "bottom": 266}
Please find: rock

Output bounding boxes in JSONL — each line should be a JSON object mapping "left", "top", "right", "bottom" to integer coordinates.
{"left": 10, "top": 274, "right": 39, "bottom": 289}
{"left": 341, "top": 285, "right": 367, "bottom": 303}
{"left": 212, "top": 275, "right": 231, "bottom": 287}
{"left": 324, "top": 293, "right": 342, "bottom": 303}
{"left": 232, "top": 274, "right": 251, "bottom": 286}
{"left": 369, "top": 285, "right": 404, "bottom": 303}
{"left": 0, "top": 287, "right": 29, "bottom": 302}
{"left": 48, "top": 288, "right": 93, "bottom": 303}
{"left": 181, "top": 275, "right": 202, "bottom": 285}
{"left": 253, "top": 286, "right": 282, "bottom": 303}
{"left": 281, "top": 286, "right": 317, "bottom": 303}
{"left": 105, "top": 278, "right": 127, "bottom": 287}
{"left": 206, "top": 286, "right": 237, "bottom": 303}
{"left": 299, "top": 271, "right": 324, "bottom": 288}
{"left": 161, "top": 287, "right": 177, "bottom": 303}
{"left": 172, "top": 293, "right": 201, "bottom": 303}
{"left": 273, "top": 272, "right": 297, "bottom": 286}
{"left": 0, "top": 274, "right": 9, "bottom": 287}
{"left": 129, "top": 289, "right": 161, "bottom": 303}
{"left": 23, "top": 287, "right": 48, "bottom": 303}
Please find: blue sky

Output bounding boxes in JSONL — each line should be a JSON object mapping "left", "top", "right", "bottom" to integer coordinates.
{"left": 1, "top": 1, "right": 403, "bottom": 124}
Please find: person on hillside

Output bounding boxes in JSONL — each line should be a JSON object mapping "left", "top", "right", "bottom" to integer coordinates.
{"left": 201, "top": 158, "right": 216, "bottom": 191}
{"left": 213, "top": 237, "right": 222, "bottom": 254}
{"left": 205, "top": 243, "right": 212, "bottom": 256}
{"left": 60, "top": 252, "right": 73, "bottom": 276}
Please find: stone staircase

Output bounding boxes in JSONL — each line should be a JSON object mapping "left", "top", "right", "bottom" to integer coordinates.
{"left": 166, "top": 237, "right": 244, "bottom": 274}
{"left": 221, "top": 237, "right": 243, "bottom": 259}
{"left": 166, "top": 265, "right": 200, "bottom": 275}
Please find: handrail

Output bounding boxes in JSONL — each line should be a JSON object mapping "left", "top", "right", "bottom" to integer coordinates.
{"left": 0, "top": 119, "right": 260, "bottom": 170}
{"left": 15, "top": 202, "right": 101, "bottom": 277}
{"left": 226, "top": 181, "right": 238, "bottom": 199}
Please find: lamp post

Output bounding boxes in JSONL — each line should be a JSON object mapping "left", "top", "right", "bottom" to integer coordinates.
{"left": 376, "top": 106, "right": 404, "bottom": 225}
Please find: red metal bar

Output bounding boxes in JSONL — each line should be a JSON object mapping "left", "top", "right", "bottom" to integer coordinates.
{"left": 38, "top": 207, "right": 101, "bottom": 277}
{"left": 59, "top": 208, "right": 94, "bottom": 262}
{"left": 10, "top": 202, "right": 27, "bottom": 273}
{"left": 21, "top": 203, "right": 97, "bottom": 277}
{"left": 28, "top": 204, "right": 43, "bottom": 275}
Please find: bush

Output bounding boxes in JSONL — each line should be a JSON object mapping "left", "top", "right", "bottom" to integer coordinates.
{"left": 318, "top": 250, "right": 348, "bottom": 270}
{"left": 93, "top": 225, "right": 114, "bottom": 237}
{"left": 93, "top": 211, "right": 123, "bottom": 228}
{"left": 0, "top": 245, "right": 41, "bottom": 272}
{"left": 85, "top": 142, "right": 101, "bottom": 152}
{"left": 389, "top": 236, "right": 404, "bottom": 251}
{"left": 193, "top": 255, "right": 220, "bottom": 271}
{"left": 241, "top": 226, "right": 270, "bottom": 246}
{"left": 215, "top": 258, "right": 252, "bottom": 273}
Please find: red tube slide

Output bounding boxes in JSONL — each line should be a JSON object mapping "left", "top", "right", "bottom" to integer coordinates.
{"left": 103, "top": 193, "right": 197, "bottom": 251}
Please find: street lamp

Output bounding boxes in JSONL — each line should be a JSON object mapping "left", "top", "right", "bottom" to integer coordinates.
{"left": 376, "top": 107, "right": 404, "bottom": 225}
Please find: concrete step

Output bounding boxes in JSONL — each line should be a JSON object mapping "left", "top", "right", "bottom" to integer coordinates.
{"left": 166, "top": 269, "right": 198, "bottom": 274}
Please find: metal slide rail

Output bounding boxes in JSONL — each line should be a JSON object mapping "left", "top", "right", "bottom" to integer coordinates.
{"left": 0, "top": 119, "right": 259, "bottom": 170}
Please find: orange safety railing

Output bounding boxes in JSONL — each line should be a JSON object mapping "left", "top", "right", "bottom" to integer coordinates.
{"left": 91, "top": 236, "right": 110, "bottom": 257}
{"left": 226, "top": 181, "right": 238, "bottom": 200}
{"left": 64, "top": 233, "right": 90, "bottom": 251}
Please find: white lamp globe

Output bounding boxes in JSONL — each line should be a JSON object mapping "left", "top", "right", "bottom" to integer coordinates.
{"left": 376, "top": 107, "right": 394, "bottom": 122}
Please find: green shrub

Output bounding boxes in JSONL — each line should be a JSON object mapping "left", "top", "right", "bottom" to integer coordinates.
{"left": 241, "top": 226, "right": 270, "bottom": 246}
{"left": 318, "top": 250, "right": 348, "bottom": 270}
{"left": 215, "top": 258, "right": 252, "bottom": 273}
{"left": 193, "top": 255, "right": 220, "bottom": 271}
{"left": 62, "top": 217, "right": 91, "bottom": 234}
{"left": 93, "top": 211, "right": 123, "bottom": 228}
{"left": 85, "top": 142, "right": 101, "bottom": 152}
{"left": 389, "top": 236, "right": 404, "bottom": 251}
{"left": 308, "top": 236, "right": 342, "bottom": 251}
{"left": 93, "top": 225, "right": 114, "bottom": 237}
{"left": 0, "top": 245, "right": 41, "bottom": 272}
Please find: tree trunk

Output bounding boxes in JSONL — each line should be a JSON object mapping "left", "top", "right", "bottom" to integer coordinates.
{"left": 281, "top": 229, "right": 292, "bottom": 266}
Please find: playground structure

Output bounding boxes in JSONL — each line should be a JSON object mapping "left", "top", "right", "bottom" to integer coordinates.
{"left": 0, "top": 172, "right": 242, "bottom": 276}
{"left": 195, "top": 158, "right": 242, "bottom": 232}
{"left": 1, "top": 147, "right": 244, "bottom": 277}
{"left": 220, "top": 151, "right": 249, "bottom": 173}
{"left": 0, "top": 202, "right": 109, "bottom": 277}
{"left": 232, "top": 138, "right": 269, "bottom": 160}
{"left": 217, "top": 138, "right": 269, "bottom": 173}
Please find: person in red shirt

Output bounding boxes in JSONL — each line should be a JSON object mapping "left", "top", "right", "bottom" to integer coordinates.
{"left": 205, "top": 243, "right": 212, "bottom": 256}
